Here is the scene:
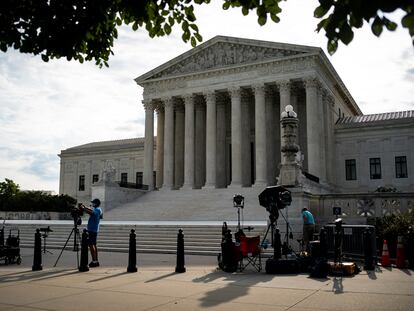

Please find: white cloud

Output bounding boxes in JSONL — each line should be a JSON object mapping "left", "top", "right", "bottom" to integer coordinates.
{"left": 0, "top": 0, "right": 413, "bottom": 192}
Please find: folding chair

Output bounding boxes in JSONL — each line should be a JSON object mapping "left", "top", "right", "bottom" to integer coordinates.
{"left": 239, "top": 235, "right": 262, "bottom": 272}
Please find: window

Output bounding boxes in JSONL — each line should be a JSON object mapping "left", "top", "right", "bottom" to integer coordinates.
{"left": 395, "top": 156, "right": 408, "bottom": 178}
{"left": 92, "top": 174, "right": 99, "bottom": 183}
{"left": 136, "top": 172, "right": 143, "bottom": 186}
{"left": 370, "top": 158, "right": 381, "bottom": 179}
{"left": 78, "top": 175, "right": 85, "bottom": 191}
{"left": 345, "top": 159, "right": 357, "bottom": 180}
{"left": 121, "top": 173, "right": 128, "bottom": 185}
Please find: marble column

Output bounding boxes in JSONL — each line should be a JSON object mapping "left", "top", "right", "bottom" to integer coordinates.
{"left": 156, "top": 107, "right": 164, "bottom": 189}
{"left": 162, "top": 98, "right": 174, "bottom": 189}
{"left": 195, "top": 102, "right": 206, "bottom": 188}
{"left": 204, "top": 91, "right": 217, "bottom": 188}
{"left": 325, "top": 94, "right": 335, "bottom": 184}
{"left": 230, "top": 87, "right": 242, "bottom": 187}
{"left": 183, "top": 94, "right": 195, "bottom": 189}
{"left": 174, "top": 104, "right": 185, "bottom": 188}
{"left": 304, "top": 77, "right": 321, "bottom": 179}
{"left": 253, "top": 84, "right": 267, "bottom": 186}
{"left": 216, "top": 101, "right": 227, "bottom": 188}
{"left": 59, "top": 160, "right": 64, "bottom": 194}
{"left": 143, "top": 100, "right": 155, "bottom": 190}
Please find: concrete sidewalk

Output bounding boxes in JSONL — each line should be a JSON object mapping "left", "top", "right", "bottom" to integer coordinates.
{"left": 0, "top": 264, "right": 413, "bottom": 311}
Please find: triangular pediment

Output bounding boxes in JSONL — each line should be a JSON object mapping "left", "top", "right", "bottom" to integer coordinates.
{"left": 135, "top": 36, "right": 320, "bottom": 83}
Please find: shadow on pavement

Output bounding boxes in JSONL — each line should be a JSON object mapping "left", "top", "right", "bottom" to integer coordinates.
{"left": 0, "top": 269, "right": 78, "bottom": 284}
{"left": 88, "top": 271, "right": 129, "bottom": 283}
{"left": 145, "top": 272, "right": 176, "bottom": 283}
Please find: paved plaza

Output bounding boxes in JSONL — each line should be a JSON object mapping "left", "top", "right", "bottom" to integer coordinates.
{"left": 0, "top": 249, "right": 413, "bottom": 311}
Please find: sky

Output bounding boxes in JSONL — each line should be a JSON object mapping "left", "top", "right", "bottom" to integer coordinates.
{"left": 0, "top": 0, "right": 413, "bottom": 193}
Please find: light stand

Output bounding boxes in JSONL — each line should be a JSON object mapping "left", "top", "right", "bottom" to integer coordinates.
{"left": 233, "top": 194, "right": 244, "bottom": 232}
{"left": 39, "top": 226, "right": 53, "bottom": 254}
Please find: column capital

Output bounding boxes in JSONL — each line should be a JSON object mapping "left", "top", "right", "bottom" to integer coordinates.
{"left": 203, "top": 91, "right": 216, "bottom": 104}
{"left": 277, "top": 80, "right": 291, "bottom": 93}
{"left": 303, "top": 76, "right": 321, "bottom": 89}
{"left": 155, "top": 103, "right": 164, "bottom": 114}
{"left": 252, "top": 84, "right": 265, "bottom": 95}
{"left": 228, "top": 86, "right": 241, "bottom": 99}
{"left": 182, "top": 94, "right": 194, "bottom": 105}
{"left": 142, "top": 99, "right": 155, "bottom": 111}
{"left": 162, "top": 97, "right": 174, "bottom": 108}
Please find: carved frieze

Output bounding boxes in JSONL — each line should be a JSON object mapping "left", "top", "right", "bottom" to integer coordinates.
{"left": 152, "top": 42, "right": 304, "bottom": 79}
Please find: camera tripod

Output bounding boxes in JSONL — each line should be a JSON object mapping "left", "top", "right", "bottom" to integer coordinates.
{"left": 53, "top": 220, "right": 81, "bottom": 267}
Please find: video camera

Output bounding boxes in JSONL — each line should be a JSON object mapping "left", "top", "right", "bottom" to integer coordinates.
{"left": 258, "top": 186, "right": 292, "bottom": 220}
{"left": 70, "top": 203, "right": 84, "bottom": 226}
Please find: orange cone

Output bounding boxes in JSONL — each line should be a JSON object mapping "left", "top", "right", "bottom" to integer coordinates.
{"left": 396, "top": 236, "right": 406, "bottom": 269}
{"left": 381, "top": 239, "right": 391, "bottom": 267}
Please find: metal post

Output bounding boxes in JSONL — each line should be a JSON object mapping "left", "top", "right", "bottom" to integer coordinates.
{"left": 175, "top": 229, "right": 186, "bottom": 273}
{"left": 127, "top": 229, "right": 138, "bottom": 272}
{"left": 273, "top": 228, "right": 282, "bottom": 259}
{"left": 78, "top": 229, "right": 89, "bottom": 272}
{"left": 0, "top": 226, "right": 4, "bottom": 247}
{"left": 363, "top": 227, "right": 375, "bottom": 270}
{"left": 32, "top": 229, "right": 42, "bottom": 271}
{"left": 407, "top": 226, "right": 414, "bottom": 269}
{"left": 319, "top": 226, "right": 328, "bottom": 258}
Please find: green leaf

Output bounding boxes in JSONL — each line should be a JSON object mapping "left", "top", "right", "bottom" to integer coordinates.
{"left": 258, "top": 15, "right": 267, "bottom": 26}
{"left": 132, "top": 22, "right": 138, "bottom": 31}
{"left": 383, "top": 17, "right": 397, "bottom": 31}
{"left": 191, "top": 36, "right": 196, "bottom": 47}
{"left": 401, "top": 13, "right": 414, "bottom": 28}
{"left": 116, "top": 17, "right": 122, "bottom": 26}
{"left": 168, "top": 16, "right": 175, "bottom": 26}
{"left": 314, "top": 5, "right": 328, "bottom": 18}
{"left": 164, "top": 24, "right": 171, "bottom": 34}
{"left": 327, "top": 39, "right": 338, "bottom": 55}
{"left": 371, "top": 16, "right": 383, "bottom": 37}
{"left": 270, "top": 13, "right": 280, "bottom": 23}
{"left": 41, "top": 54, "right": 49, "bottom": 62}
{"left": 222, "top": 2, "right": 230, "bottom": 10}
{"left": 339, "top": 24, "right": 354, "bottom": 45}
{"left": 242, "top": 7, "right": 249, "bottom": 16}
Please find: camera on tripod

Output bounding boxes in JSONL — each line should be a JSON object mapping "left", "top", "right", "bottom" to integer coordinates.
{"left": 258, "top": 186, "right": 292, "bottom": 220}
{"left": 70, "top": 203, "right": 84, "bottom": 226}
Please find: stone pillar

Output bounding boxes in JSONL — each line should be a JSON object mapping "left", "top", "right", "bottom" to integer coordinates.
{"left": 304, "top": 77, "right": 321, "bottom": 179}
{"left": 143, "top": 100, "right": 155, "bottom": 190}
{"left": 241, "top": 91, "right": 251, "bottom": 186}
{"left": 195, "top": 102, "right": 206, "bottom": 188}
{"left": 325, "top": 94, "right": 335, "bottom": 184}
{"left": 183, "top": 95, "right": 195, "bottom": 189}
{"left": 59, "top": 160, "right": 64, "bottom": 194}
{"left": 278, "top": 106, "right": 301, "bottom": 186}
{"left": 265, "top": 88, "right": 278, "bottom": 185}
{"left": 229, "top": 87, "right": 243, "bottom": 187}
{"left": 204, "top": 91, "right": 217, "bottom": 188}
{"left": 216, "top": 101, "right": 227, "bottom": 188}
{"left": 162, "top": 98, "right": 174, "bottom": 189}
{"left": 174, "top": 104, "right": 185, "bottom": 188}
{"left": 156, "top": 107, "right": 165, "bottom": 189}
{"left": 253, "top": 84, "right": 267, "bottom": 186}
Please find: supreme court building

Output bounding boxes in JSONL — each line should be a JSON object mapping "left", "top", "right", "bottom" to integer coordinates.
{"left": 59, "top": 36, "right": 414, "bottom": 219}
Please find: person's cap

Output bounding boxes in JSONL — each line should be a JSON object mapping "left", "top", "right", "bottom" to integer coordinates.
{"left": 91, "top": 198, "right": 101, "bottom": 207}
{"left": 302, "top": 207, "right": 307, "bottom": 212}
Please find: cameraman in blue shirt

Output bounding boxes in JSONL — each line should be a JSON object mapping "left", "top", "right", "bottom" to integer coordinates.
{"left": 301, "top": 207, "right": 315, "bottom": 252}
{"left": 81, "top": 198, "right": 103, "bottom": 267}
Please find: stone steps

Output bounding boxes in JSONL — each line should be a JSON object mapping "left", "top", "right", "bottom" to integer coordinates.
{"left": 2, "top": 222, "right": 276, "bottom": 256}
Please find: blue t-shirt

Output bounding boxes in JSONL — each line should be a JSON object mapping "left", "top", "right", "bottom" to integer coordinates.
{"left": 302, "top": 210, "right": 315, "bottom": 225}
{"left": 87, "top": 208, "right": 102, "bottom": 233}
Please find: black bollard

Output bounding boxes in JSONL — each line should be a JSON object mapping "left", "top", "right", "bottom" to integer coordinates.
{"left": 127, "top": 229, "right": 138, "bottom": 272}
{"left": 363, "top": 227, "right": 375, "bottom": 270}
{"left": 319, "top": 226, "right": 328, "bottom": 258}
{"left": 273, "top": 228, "right": 282, "bottom": 259}
{"left": 32, "top": 229, "right": 42, "bottom": 271}
{"left": 0, "top": 226, "right": 4, "bottom": 247}
{"left": 175, "top": 228, "right": 186, "bottom": 273}
{"left": 78, "top": 229, "right": 89, "bottom": 272}
{"left": 407, "top": 226, "right": 414, "bottom": 269}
